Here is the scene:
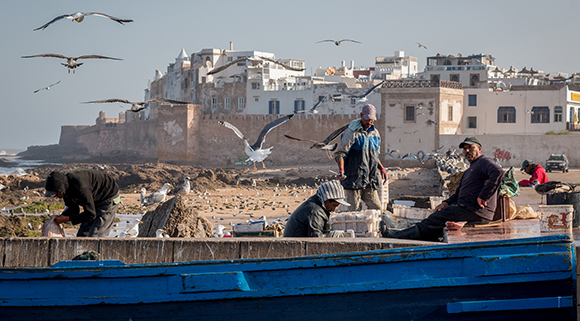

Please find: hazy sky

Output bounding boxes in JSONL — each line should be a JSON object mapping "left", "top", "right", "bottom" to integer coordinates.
{"left": 1, "top": 0, "right": 578, "bottom": 150}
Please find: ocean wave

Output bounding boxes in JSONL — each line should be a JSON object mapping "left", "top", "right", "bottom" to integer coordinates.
{"left": 0, "top": 167, "right": 28, "bottom": 177}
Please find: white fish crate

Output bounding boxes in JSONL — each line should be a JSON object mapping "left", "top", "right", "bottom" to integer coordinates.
{"left": 329, "top": 210, "right": 381, "bottom": 238}
{"left": 392, "top": 204, "right": 432, "bottom": 220}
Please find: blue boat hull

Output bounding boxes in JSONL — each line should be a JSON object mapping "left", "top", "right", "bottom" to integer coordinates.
{"left": 0, "top": 235, "right": 576, "bottom": 320}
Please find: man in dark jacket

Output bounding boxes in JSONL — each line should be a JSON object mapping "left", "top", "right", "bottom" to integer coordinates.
{"left": 381, "top": 137, "right": 505, "bottom": 241}
{"left": 283, "top": 180, "right": 350, "bottom": 237}
{"left": 45, "top": 169, "right": 121, "bottom": 237}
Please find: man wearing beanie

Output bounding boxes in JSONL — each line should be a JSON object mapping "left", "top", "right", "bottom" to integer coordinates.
{"left": 284, "top": 180, "right": 350, "bottom": 237}
{"left": 44, "top": 169, "right": 121, "bottom": 237}
{"left": 334, "top": 104, "right": 387, "bottom": 211}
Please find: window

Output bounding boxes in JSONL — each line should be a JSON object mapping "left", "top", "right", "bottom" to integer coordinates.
{"left": 350, "top": 98, "right": 357, "bottom": 105}
{"left": 254, "top": 97, "right": 259, "bottom": 102}
{"left": 237, "top": 97, "right": 245, "bottom": 109}
{"left": 227, "top": 57, "right": 233, "bottom": 62}
{"left": 269, "top": 100, "right": 280, "bottom": 114}
{"left": 224, "top": 97, "right": 231, "bottom": 110}
{"left": 450, "top": 74, "right": 459, "bottom": 82}
{"left": 468, "top": 94, "right": 477, "bottom": 106}
{"left": 294, "top": 99, "right": 305, "bottom": 113}
{"left": 430, "top": 74, "right": 440, "bottom": 83}
{"left": 554, "top": 106, "right": 563, "bottom": 122}
{"left": 405, "top": 106, "right": 415, "bottom": 122}
{"left": 470, "top": 74, "right": 479, "bottom": 86}
{"left": 318, "top": 95, "right": 325, "bottom": 102}
{"left": 211, "top": 97, "right": 218, "bottom": 110}
{"left": 531, "top": 106, "right": 550, "bottom": 123}
{"left": 448, "top": 105, "right": 453, "bottom": 121}
{"left": 497, "top": 106, "right": 516, "bottom": 123}
{"left": 468, "top": 116, "right": 477, "bottom": 128}
{"left": 251, "top": 82, "right": 260, "bottom": 90}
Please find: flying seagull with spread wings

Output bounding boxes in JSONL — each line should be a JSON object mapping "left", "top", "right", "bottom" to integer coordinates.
{"left": 347, "top": 80, "right": 386, "bottom": 102}
{"left": 33, "top": 80, "right": 61, "bottom": 93}
{"left": 21, "top": 54, "right": 122, "bottom": 73}
{"left": 416, "top": 42, "right": 427, "bottom": 49}
{"left": 219, "top": 115, "right": 294, "bottom": 170}
{"left": 83, "top": 98, "right": 188, "bottom": 112}
{"left": 34, "top": 12, "right": 133, "bottom": 31}
{"left": 208, "top": 56, "right": 304, "bottom": 75}
{"left": 294, "top": 97, "right": 326, "bottom": 114}
{"left": 284, "top": 124, "right": 348, "bottom": 158}
{"left": 316, "top": 39, "right": 361, "bottom": 46}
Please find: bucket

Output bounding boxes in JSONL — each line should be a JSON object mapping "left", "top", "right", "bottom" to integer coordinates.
{"left": 537, "top": 204, "right": 574, "bottom": 232}
{"left": 546, "top": 192, "right": 580, "bottom": 227}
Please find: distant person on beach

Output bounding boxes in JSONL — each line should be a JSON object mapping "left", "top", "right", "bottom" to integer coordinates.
{"left": 334, "top": 104, "right": 387, "bottom": 211}
{"left": 519, "top": 160, "right": 548, "bottom": 187}
{"left": 44, "top": 169, "right": 121, "bottom": 237}
{"left": 284, "top": 180, "right": 350, "bottom": 237}
{"left": 381, "top": 137, "right": 505, "bottom": 241}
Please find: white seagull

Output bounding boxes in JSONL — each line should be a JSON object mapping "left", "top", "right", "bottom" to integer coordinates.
{"left": 347, "top": 80, "right": 386, "bottom": 102}
{"left": 170, "top": 177, "right": 191, "bottom": 195}
{"left": 208, "top": 56, "right": 304, "bottom": 75}
{"left": 316, "top": 39, "right": 361, "bottom": 46}
{"left": 218, "top": 114, "right": 294, "bottom": 171}
{"left": 34, "top": 80, "right": 61, "bottom": 93}
{"left": 294, "top": 97, "right": 325, "bottom": 114}
{"left": 34, "top": 12, "right": 133, "bottom": 31}
{"left": 284, "top": 124, "right": 349, "bottom": 158}
{"left": 21, "top": 54, "right": 122, "bottom": 73}
{"left": 142, "top": 183, "right": 173, "bottom": 206}
{"left": 416, "top": 42, "right": 427, "bottom": 49}
{"left": 83, "top": 98, "right": 188, "bottom": 112}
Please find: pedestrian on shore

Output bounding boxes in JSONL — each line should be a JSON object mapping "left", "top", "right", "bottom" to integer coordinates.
{"left": 283, "top": 180, "right": 350, "bottom": 237}
{"left": 44, "top": 169, "right": 121, "bottom": 237}
{"left": 381, "top": 137, "right": 505, "bottom": 241}
{"left": 519, "top": 160, "right": 548, "bottom": 187}
{"left": 334, "top": 104, "right": 387, "bottom": 211}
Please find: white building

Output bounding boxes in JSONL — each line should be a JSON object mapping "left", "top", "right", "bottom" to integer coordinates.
{"left": 372, "top": 51, "right": 418, "bottom": 80}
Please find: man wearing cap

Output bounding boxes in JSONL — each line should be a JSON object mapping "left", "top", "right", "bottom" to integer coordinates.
{"left": 519, "top": 160, "right": 548, "bottom": 187}
{"left": 45, "top": 169, "right": 121, "bottom": 237}
{"left": 334, "top": 104, "right": 387, "bottom": 212}
{"left": 381, "top": 137, "right": 504, "bottom": 241}
{"left": 284, "top": 180, "right": 350, "bottom": 237}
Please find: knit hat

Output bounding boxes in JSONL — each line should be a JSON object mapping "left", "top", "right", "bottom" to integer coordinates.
{"left": 361, "top": 104, "right": 377, "bottom": 120}
{"left": 316, "top": 180, "right": 350, "bottom": 206}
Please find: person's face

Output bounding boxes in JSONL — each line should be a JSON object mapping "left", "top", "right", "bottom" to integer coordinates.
{"left": 55, "top": 191, "right": 65, "bottom": 199}
{"left": 360, "top": 113, "right": 375, "bottom": 129}
{"left": 524, "top": 165, "right": 533, "bottom": 175}
{"left": 462, "top": 144, "right": 482, "bottom": 163}
{"left": 324, "top": 200, "right": 341, "bottom": 212}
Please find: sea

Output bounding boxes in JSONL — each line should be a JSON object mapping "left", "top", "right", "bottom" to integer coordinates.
{"left": 0, "top": 149, "right": 60, "bottom": 176}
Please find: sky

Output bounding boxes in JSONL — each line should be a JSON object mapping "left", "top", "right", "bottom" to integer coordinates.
{"left": 1, "top": 0, "right": 579, "bottom": 150}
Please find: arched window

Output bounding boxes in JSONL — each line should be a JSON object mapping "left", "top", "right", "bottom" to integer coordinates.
{"left": 554, "top": 106, "right": 563, "bottom": 122}
{"left": 531, "top": 106, "right": 550, "bottom": 123}
{"left": 470, "top": 74, "right": 479, "bottom": 86}
{"left": 497, "top": 106, "right": 516, "bottom": 123}
{"left": 450, "top": 74, "right": 459, "bottom": 82}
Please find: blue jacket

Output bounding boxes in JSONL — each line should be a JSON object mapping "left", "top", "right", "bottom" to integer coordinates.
{"left": 334, "top": 119, "right": 381, "bottom": 190}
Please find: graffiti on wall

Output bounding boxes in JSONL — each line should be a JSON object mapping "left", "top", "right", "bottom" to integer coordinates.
{"left": 494, "top": 148, "right": 512, "bottom": 161}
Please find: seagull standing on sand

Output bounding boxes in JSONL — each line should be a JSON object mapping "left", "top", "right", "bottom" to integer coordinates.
{"left": 284, "top": 124, "right": 349, "bottom": 158}
{"left": 83, "top": 98, "right": 188, "bottom": 112}
{"left": 218, "top": 114, "right": 294, "bottom": 171}
{"left": 142, "top": 183, "right": 173, "bottom": 205}
{"left": 21, "top": 54, "right": 122, "bottom": 73}
{"left": 170, "top": 177, "right": 191, "bottom": 195}
{"left": 316, "top": 39, "right": 361, "bottom": 46}
{"left": 34, "top": 12, "right": 133, "bottom": 31}
{"left": 34, "top": 80, "right": 61, "bottom": 93}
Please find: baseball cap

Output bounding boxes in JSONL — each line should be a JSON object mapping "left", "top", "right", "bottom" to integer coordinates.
{"left": 361, "top": 104, "right": 377, "bottom": 120}
{"left": 316, "top": 180, "right": 350, "bottom": 207}
{"left": 458, "top": 136, "right": 482, "bottom": 149}
{"left": 45, "top": 171, "right": 67, "bottom": 197}
{"left": 520, "top": 160, "right": 531, "bottom": 171}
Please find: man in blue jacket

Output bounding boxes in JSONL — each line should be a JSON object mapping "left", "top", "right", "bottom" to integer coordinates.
{"left": 381, "top": 137, "right": 505, "bottom": 241}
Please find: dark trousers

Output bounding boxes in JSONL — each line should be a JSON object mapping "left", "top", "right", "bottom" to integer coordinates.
{"left": 416, "top": 203, "right": 489, "bottom": 241}
{"left": 77, "top": 195, "right": 120, "bottom": 237}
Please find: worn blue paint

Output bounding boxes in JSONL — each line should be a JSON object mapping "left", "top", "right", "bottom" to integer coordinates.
{"left": 447, "top": 296, "right": 574, "bottom": 313}
{"left": 0, "top": 234, "right": 576, "bottom": 320}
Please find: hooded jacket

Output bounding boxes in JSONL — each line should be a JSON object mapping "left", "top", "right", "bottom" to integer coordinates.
{"left": 283, "top": 195, "right": 331, "bottom": 237}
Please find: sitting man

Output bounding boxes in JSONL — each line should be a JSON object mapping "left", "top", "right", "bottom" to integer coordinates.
{"left": 519, "top": 159, "right": 548, "bottom": 187}
{"left": 45, "top": 169, "right": 121, "bottom": 237}
{"left": 381, "top": 137, "right": 505, "bottom": 241}
{"left": 284, "top": 180, "right": 350, "bottom": 237}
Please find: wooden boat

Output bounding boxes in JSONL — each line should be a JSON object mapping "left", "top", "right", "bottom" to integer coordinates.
{"left": 0, "top": 234, "right": 576, "bottom": 320}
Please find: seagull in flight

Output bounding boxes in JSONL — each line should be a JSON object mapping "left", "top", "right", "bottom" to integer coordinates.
{"left": 208, "top": 56, "right": 304, "bottom": 75}
{"left": 404, "top": 129, "right": 419, "bottom": 135}
{"left": 347, "top": 80, "right": 385, "bottom": 102}
{"left": 416, "top": 42, "right": 427, "bottom": 49}
{"left": 284, "top": 124, "right": 349, "bottom": 158}
{"left": 219, "top": 115, "right": 294, "bottom": 171}
{"left": 21, "top": 54, "right": 122, "bottom": 73}
{"left": 294, "top": 97, "right": 326, "bottom": 114}
{"left": 34, "top": 12, "right": 133, "bottom": 31}
{"left": 316, "top": 39, "right": 361, "bottom": 46}
{"left": 33, "top": 80, "right": 61, "bottom": 93}
{"left": 83, "top": 98, "right": 188, "bottom": 112}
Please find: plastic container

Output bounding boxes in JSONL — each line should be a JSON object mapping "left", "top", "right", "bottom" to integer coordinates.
{"left": 329, "top": 209, "right": 380, "bottom": 237}
{"left": 546, "top": 192, "right": 580, "bottom": 227}
{"left": 537, "top": 204, "right": 574, "bottom": 232}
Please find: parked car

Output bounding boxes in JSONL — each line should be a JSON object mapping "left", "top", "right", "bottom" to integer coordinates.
{"left": 545, "top": 154, "right": 569, "bottom": 173}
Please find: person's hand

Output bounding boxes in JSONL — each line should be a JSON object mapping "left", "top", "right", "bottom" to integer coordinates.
{"left": 380, "top": 167, "right": 388, "bottom": 182}
{"left": 445, "top": 221, "right": 466, "bottom": 230}
{"left": 433, "top": 201, "right": 448, "bottom": 213}
{"left": 337, "top": 169, "right": 346, "bottom": 180}
{"left": 477, "top": 198, "right": 487, "bottom": 208}
{"left": 54, "top": 215, "right": 70, "bottom": 224}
